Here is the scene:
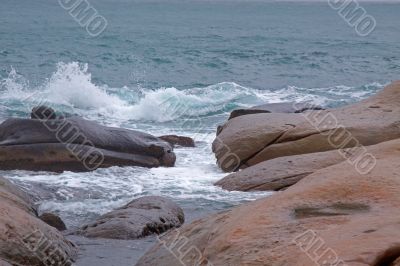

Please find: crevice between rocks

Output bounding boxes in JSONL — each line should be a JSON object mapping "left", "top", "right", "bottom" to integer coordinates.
{"left": 372, "top": 246, "right": 400, "bottom": 266}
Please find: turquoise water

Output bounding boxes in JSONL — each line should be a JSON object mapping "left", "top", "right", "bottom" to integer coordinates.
{"left": 0, "top": 0, "right": 399, "bottom": 251}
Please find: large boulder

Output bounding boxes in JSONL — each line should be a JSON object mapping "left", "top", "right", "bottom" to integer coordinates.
{"left": 228, "top": 102, "right": 323, "bottom": 120}
{"left": 0, "top": 177, "right": 77, "bottom": 265}
{"left": 213, "top": 81, "right": 400, "bottom": 171}
{"left": 214, "top": 140, "right": 383, "bottom": 192}
{"left": 215, "top": 148, "right": 346, "bottom": 191}
{"left": 75, "top": 196, "right": 184, "bottom": 240}
{"left": 136, "top": 138, "right": 400, "bottom": 266}
{"left": 0, "top": 116, "right": 175, "bottom": 172}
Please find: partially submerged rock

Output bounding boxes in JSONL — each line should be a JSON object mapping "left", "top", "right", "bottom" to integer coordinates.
{"left": 0, "top": 177, "right": 77, "bottom": 265}
{"left": 0, "top": 115, "right": 175, "bottom": 172}
{"left": 159, "top": 135, "right": 195, "bottom": 147}
{"left": 213, "top": 81, "right": 400, "bottom": 171}
{"left": 228, "top": 102, "right": 323, "bottom": 120}
{"left": 39, "top": 213, "right": 67, "bottom": 231}
{"left": 137, "top": 138, "right": 400, "bottom": 266}
{"left": 76, "top": 196, "right": 184, "bottom": 240}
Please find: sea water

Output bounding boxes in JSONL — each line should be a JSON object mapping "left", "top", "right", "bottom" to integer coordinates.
{"left": 0, "top": 0, "right": 399, "bottom": 264}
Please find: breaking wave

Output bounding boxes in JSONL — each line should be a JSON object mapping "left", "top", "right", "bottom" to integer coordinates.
{"left": 0, "top": 62, "right": 385, "bottom": 123}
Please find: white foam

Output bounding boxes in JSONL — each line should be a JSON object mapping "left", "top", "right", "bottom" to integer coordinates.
{"left": 0, "top": 62, "right": 385, "bottom": 124}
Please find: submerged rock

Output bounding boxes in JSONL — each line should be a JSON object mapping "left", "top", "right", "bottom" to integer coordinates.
{"left": 39, "top": 213, "right": 67, "bottom": 231}
{"left": 137, "top": 138, "right": 400, "bottom": 266}
{"left": 213, "top": 81, "right": 400, "bottom": 171}
{"left": 159, "top": 135, "right": 195, "bottom": 147}
{"left": 0, "top": 177, "right": 77, "bottom": 265}
{"left": 75, "top": 196, "right": 184, "bottom": 240}
{"left": 0, "top": 115, "right": 175, "bottom": 172}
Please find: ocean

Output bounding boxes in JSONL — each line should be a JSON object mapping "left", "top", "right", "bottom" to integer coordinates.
{"left": 0, "top": 0, "right": 399, "bottom": 264}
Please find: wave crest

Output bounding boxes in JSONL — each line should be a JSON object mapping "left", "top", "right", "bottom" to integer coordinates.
{"left": 0, "top": 62, "right": 384, "bottom": 123}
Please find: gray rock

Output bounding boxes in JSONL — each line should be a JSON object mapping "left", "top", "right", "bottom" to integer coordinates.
{"left": 228, "top": 102, "right": 323, "bottom": 120}
{"left": 0, "top": 116, "right": 175, "bottom": 172}
{"left": 159, "top": 135, "right": 195, "bottom": 147}
{"left": 75, "top": 196, "right": 184, "bottom": 240}
{"left": 39, "top": 213, "right": 67, "bottom": 231}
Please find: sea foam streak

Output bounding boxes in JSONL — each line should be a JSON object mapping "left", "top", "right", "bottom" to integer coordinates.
{"left": 0, "top": 62, "right": 384, "bottom": 124}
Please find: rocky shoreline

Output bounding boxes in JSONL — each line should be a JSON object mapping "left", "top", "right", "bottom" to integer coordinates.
{"left": 137, "top": 81, "right": 400, "bottom": 266}
{"left": 1, "top": 81, "right": 399, "bottom": 265}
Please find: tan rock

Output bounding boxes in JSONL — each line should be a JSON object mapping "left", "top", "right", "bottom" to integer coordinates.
{"left": 0, "top": 177, "right": 37, "bottom": 216}
{"left": 215, "top": 148, "right": 346, "bottom": 191}
{"left": 213, "top": 81, "right": 400, "bottom": 171}
{"left": 0, "top": 177, "right": 77, "bottom": 265}
{"left": 137, "top": 139, "right": 400, "bottom": 266}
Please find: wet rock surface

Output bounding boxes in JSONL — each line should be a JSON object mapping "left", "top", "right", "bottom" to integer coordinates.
{"left": 39, "top": 212, "right": 67, "bottom": 231}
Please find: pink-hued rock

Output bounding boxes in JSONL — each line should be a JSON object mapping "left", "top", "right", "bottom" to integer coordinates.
{"left": 0, "top": 177, "right": 77, "bottom": 265}
{"left": 215, "top": 148, "right": 346, "bottom": 191}
{"left": 213, "top": 81, "right": 400, "bottom": 171}
{"left": 137, "top": 138, "right": 400, "bottom": 266}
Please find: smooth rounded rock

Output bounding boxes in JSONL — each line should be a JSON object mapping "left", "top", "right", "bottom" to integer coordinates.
{"left": 0, "top": 177, "right": 77, "bottom": 265}
{"left": 0, "top": 116, "right": 175, "bottom": 172}
{"left": 213, "top": 81, "right": 400, "bottom": 171}
{"left": 76, "top": 196, "right": 184, "bottom": 240}
{"left": 137, "top": 138, "right": 400, "bottom": 266}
